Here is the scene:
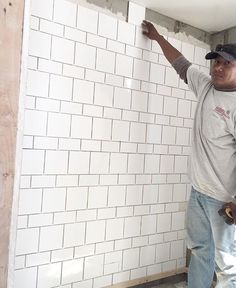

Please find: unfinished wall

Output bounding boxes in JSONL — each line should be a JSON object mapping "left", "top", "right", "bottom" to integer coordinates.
{"left": 12, "top": 0, "right": 210, "bottom": 287}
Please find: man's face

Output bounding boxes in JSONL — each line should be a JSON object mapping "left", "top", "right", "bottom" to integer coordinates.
{"left": 211, "top": 56, "right": 236, "bottom": 90}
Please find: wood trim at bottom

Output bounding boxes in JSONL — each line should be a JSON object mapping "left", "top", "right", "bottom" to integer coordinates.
{"left": 105, "top": 267, "right": 188, "bottom": 288}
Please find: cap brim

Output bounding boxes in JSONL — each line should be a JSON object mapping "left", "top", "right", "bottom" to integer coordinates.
{"left": 205, "top": 51, "right": 235, "bottom": 62}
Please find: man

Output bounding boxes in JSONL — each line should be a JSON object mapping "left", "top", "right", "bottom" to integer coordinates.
{"left": 142, "top": 20, "right": 236, "bottom": 288}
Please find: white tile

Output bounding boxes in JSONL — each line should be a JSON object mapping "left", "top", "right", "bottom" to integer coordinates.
{"left": 88, "top": 186, "right": 108, "bottom": 208}
{"left": 156, "top": 242, "right": 170, "bottom": 262}
{"left": 131, "top": 90, "right": 148, "bottom": 112}
{"left": 98, "top": 13, "right": 117, "bottom": 40}
{"left": 96, "top": 49, "right": 115, "bottom": 74}
{"left": 126, "top": 45, "right": 142, "bottom": 58}
{"left": 172, "top": 212, "right": 185, "bottom": 230}
{"left": 27, "top": 70, "right": 49, "bottom": 98}
{"left": 143, "top": 50, "right": 158, "bottom": 63}
{"left": 92, "top": 118, "right": 112, "bottom": 140}
{"left": 39, "top": 225, "right": 63, "bottom": 251}
{"left": 128, "top": 154, "right": 144, "bottom": 173}
{"left": 106, "top": 218, "right": 124, "bottom": 240}
{"left": 63, "top": 64, "right": 84, "bottom": 79}
{"left": 194, "top": 46, "right": 207, "bottom": 66}
{"left": 178, "top": 99, "right": 191, "bottom": 118}
{"left": 112, "top": 120, "right": 129, "bottom": 142}
{"left": 157, "top": 213, "right": 171, "bottom": 233}
{"left": 114, "top": 87, "right": 131, "bottom": 110}
{"left": 126, "top": 185, "right": 142, "bottom": 205}
{"left": 124, "top": 216, "right": 141, "bottom": 238}
{"left": 106, "top": 74, "right": 123, "bottom": 87}
{"left": 140, "top": 245, "right": 155, "bottom": 266}
{"left": 113, "top": 271, "right": 130, "bottom": 284}
{"left": 21, "top": 150, "right": 44, "bottom": 175}
{"left": 38, "top": 59, "right": 62, "bottom": 75}
{"left": 146, "top": 124, "right": 162, "bottom": 144}
{"left": 164, "top": 96, "right": 178, "bottom": 116}
{"left": 61, "top": 101, "right": 83, "bottom": 115}
{"left": 141, "top": 81, "right": 156, "bottom": 94}
{"left": 98, "top": 208, "right": 116, "bottom": 220}
{"left": 75, "top": 245, "right": 94, "bottom": 258}
{"left": 162, "top": 126, "right": 176, "bottom": 145}
{"left": 54, "top": 0, "right": 77, "bottom": 27}
{"left": 150, "top": 63, "right": 165, "bottom": 84}
{"left": 84, "top": 254, "right": 104, "bottom": 279}
{"left": 87, "top": 33, "right": 106, "bottom": 49}
{"left": 52, "top": 37, "right": 74, "bottom": 64}
{"left": 117, "top": 20, "right": 135, "bottom": 45}
{"left": 158, "top": 184, "right": 173, "bottom": 203}
{"left": 116, "top": 54, "right": 133, "bottom": 77}
{"left": 123, "top": 248, "right": 139, "bottom": 270}
{"left": 75, "top": 42, "right": 96, "bottom": 69}
{"left": 165, "top": 67, "right": 179, "bottom": 87}
{"left": 107, "top": 39, "right": 125, "bottom": 54}
{"left": 144, "top": 154, "right": 160, "bottom": 174}
{"left": 26, "top": 252, "right": 50, "bottom": 267}
{"left": 29, "top": 214, "right": 53, "bottom": 228}
{"left": 47, "top": 113, "right": 71, "bottom": 137}
{"left": 31, "top": 175, "right": 55, "bottom": 188}
{"left": 64, "top": 223, "right": 85, "bottom": 247}
{"left": 90, "top": 152, "right": 109, "bottom": 174}
{"left": 143, "top": 185, "right": 158, "bottom": 204}
{"left": 30, "top": 16, "right": 39, "bottom": 30}
{"left": 31, "top": 0, "right": 53, "bottom": 20}
{"left": 18, "top": 189, "right": 42, "bottom": 215}
{"left": 37, "top": 263, "right": 61, "bottom": 288}
{"left": 50, "top": 74, "right": 73, "bottom": 101}
{"left": 110, "top": 153, "right": 127, "bottom": 173}
{"left": 73, "top": 279, "right": 93, "bottom": 288}
{"left": 128, "top": 2, "right": 145, "bottom": 26}
{"left": 141, "top": 215, "right": 156, "bottom": 235}
{"left": 77, "top": 5, "right": 98, "bottom": 34}
{"left": 174, "top": 156, "right": 188, "bottom": 173}
{"left": 68, "top": 151, "right": 90, "bottom": 174}
{"left": 16, "top": 228, "right": 39, "bottom": 255}
{"left": 148, "top": 94, "right": 163, "bottom": 114}
{"left": 29, "top": 30, "right": 51, "bottom": 59}
{"left": 24, "top": 110, "right": 47, "bottom": 136}
{"left": 61, "top": 259, "right": 84, "bottom": 284}
{"left": 39, "top": 19, "right": 63, "bottom": 36}
{"left": 66, "top": 187, "right": 88, "bottom": 210}
{"left": 160, "top": 155, "right": 174, "bottom": 173}
{"left": 171, "top": 240, "right": 184, "bottom": 259}
{"left": 14, "top": 267, "right": 37, "bottom": 288}
{"left": 71, "top": 115, "right": 92, "bottom": 139}
{"left": 93, "top": 275, "right": 112, "bottom": 288}
{"left": 130, "top": 122, "right": 146, "bottom": 143}
{"left": 173, "top": 184, "right": 187, "bottom": 202}
{"left": 94, "top": 83, "right": 113, "bottom": 107}
{"left": 108, "top": 186, "right": 126, "bottom": 207}
{"left": 86, "top": 220, "right": 106, "bottom": 244}
{"left": 45, "top": 151, "right": 68, "bottom": 174}
{"left": 176, "top": 127, "right": 189, "bottom": 145}
{"left": 42, "top": 188, "right": 66, "bottom": 212}
{"left": 182, "top": 42, "right": 195, "bottom": 62}
{"left": 65, "top": 26, "right": 86, "bottom": 43}
{"left": 133, "top": 59, "right": 150, "bottom": 81}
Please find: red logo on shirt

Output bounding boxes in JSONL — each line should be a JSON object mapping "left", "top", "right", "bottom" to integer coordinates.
{"left": 214, "top": 106, "right": 230, "bottom": 119}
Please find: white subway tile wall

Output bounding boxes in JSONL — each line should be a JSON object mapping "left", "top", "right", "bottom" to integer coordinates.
{"left": 14, "top": 0, "right": 210, "bottom": 287}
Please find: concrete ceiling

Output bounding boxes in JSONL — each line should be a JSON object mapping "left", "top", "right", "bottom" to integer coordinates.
{"left": 132, "top": 0, "right": 236, "bottom": 33}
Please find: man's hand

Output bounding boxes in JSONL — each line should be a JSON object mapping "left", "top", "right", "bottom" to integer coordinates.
{"left": 142, "top": 20, "right": 161, "bottom": 41}
{"left": 223, "top": 202, "right": 236, "bottom": 224}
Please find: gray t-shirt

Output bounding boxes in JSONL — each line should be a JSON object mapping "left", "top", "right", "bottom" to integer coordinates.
{"left": 187, "top": 66, "right": 236, "bottom": 203}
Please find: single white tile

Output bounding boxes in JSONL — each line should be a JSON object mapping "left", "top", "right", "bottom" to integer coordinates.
{"left": 14, "top": 267, "right": 37, "bottom": 288}
{"left": 28, "top": 30, "right": 51, "bottom": 59}
{"left": 18, "top": 189, "right": 42, "bottom": 215}
{"left": 68, "top": 151, "right": 90, "bottom": 174}
{"left": 165, "top": 67, "right": 179, "bottom": 87}
{"left": 135, "top": 27, "right": 151, "bottom": 50}
{"left": 84, "top": 254, "right": 104, "bottom": 279}
{"left": 16, "top": 228, "right": 39, "bottom": 255}
{"left": 42, "top": 188, "right": 66, "bottom": 212}
{"left": 98, "top": 13, "right": 117, "bottom": 40}
{"left": 143, "top": 185, "right": 158, "bottom": 204}
{"left": 133, "top": 59, "right": 150, "bottom": 81}
{"left": 65, "top": 26, "right": 86, "bottom": 43}
{"left": 75, "top": 42, "right": 96, "bottom": 69}
{"left": 39, "top": 19, "right": 63, "bottom": 36}
{"left": 92, "top": 118, "right": 112, "bottom": 140}
{"left": 94, "top": 83, "right": 113, "bottom": 107}
{"left": 66, "top": 187, "right": 88, "bottom": 210}
{"left": 77, "top": 5, "right": 98, "bottom": 34}
{"left": 86, "top": 221, "right": 106, "bottom": 244}
{"left": 178, "top": 99, "right": 191, "bottom": 118}
{"left": 128, "top": 153, "right": 144, "bottom": 173}
{"left": 123, "top": 248, "right": 139, "bottom": 270}
{"left": 144, "top": 154, "right": 160, "bottom": 174}
{"left": 114, "top": 87, "right": 131, "bottom": 110}
{"left": 160, "top": 155, "right": 174, "bottom": 173}
{"left": 130, "top": 122, "right": 146, "bottom": 143}
{"left": 21, "top": 150, "right": 44, "bottom": 175}
{"left": 88, "top": 186, "right": 108, "bottom": 208}
{"left": 112, "top": 120, "right": 129, "bottom": 142}
{"left": 110, "top": 153, "right": 128, "bottom": 173}
{"left": 90, "top": 152, "right": 110, "bottom": 174}
{"left": 54, "top": 0, "right": 77, "bottom": 27}
{"left": 141, "top": 215, "right": 156, "bottom": 235}
{"left": 174, "top": 155, "right": 188, "bottom": 173}
{"left": 51, "top": 37, "right": 74, "bottom": 64}
{"left": 64, "top": 223, "right": 85, "bottom": 247}
{"left": 128, "top": 2, "right": 145, "bottom": 26}
{"left": 47, "top": 112, "right": 71, "bottom": 137}
{"left": 158, "top": 184, "right": 173, "bottom": 203}
{"left": 140, "top": 245, "right": 155, "bottom": 266}
{"left": 37, "top": 263, "right": 61, "bottom": 288}
{"left": 96, "top": 49, "right": 115, "bottom": 74}
{"left": 27, "top": 70, "right": 49, "bottom": 98}
{"left": 39, "top": 225, "right": 63, "bottom": 251}
{"left": 24, "top": 110, "right": 47, "bottom": 136}
{"left": 126, "top": 185, "right": 142, "bottom": 205}
{"left": 71, "top": 115, "right": 92, "bottom": 139}
{"left": 156, "top": 242, "right": 170, "bottom": 262}
{"left": 62, "top": 259, "right": 84, "bottom": 284}
{"left": 106, "top": 218, "right": 124, "bottom": 240}
{"left": 146, "top": 124, "right": 162, "bottom": 144}
{"left": 150, "top": 63, "right": 165, "bottom": 84}
{"left": 45, "top": 151, "right": 68, "bottom": 174}
{"left": 117, "top": 20, "right": 135, "bottom": 45}
{"left": 172, "top": 211, "right": 185, "bottom": 230}
{"left": 162, "top": 126, "right": 176, "bottom": 145}
{"left": 108, "top": 186, "right": 126, "bottom": 207}
{"left": 116, "top": 54, "right": 133, "bottom": 77}
{"left": 131, "top": 90, "right": 148, "bottom": 112}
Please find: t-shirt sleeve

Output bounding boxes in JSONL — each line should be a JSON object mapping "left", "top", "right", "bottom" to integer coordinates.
{"left": 187, "top": 66, "right": 212, "bottom": 98}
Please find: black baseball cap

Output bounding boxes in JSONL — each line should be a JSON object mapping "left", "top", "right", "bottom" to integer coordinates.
{"left": 205, "top": 44, "right": 236, "bottom": 62}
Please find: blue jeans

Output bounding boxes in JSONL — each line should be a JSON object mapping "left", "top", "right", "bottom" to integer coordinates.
{"left": 186, "top": 187, "right": 236, "bottom": 288}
